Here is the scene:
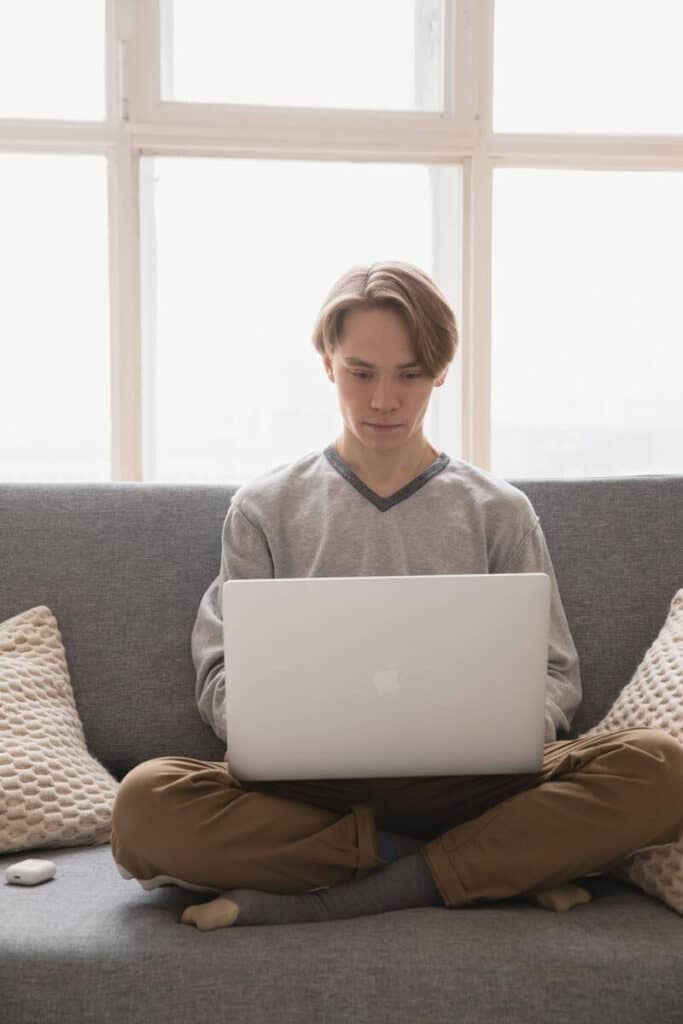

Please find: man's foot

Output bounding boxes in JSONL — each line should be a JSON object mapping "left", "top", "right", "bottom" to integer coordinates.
{"left": 181, "top": 896, "right": 241, "bottom": 930}
{"left": 180, "top": 848, "right": 444, "bottom": 930}
{"left": 533, "top": 884, "right": 593, "bottom": 912}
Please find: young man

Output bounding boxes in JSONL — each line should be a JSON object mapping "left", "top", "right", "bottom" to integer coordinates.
{"left": 110, "top": 261, "right": 683, "bottom": 930}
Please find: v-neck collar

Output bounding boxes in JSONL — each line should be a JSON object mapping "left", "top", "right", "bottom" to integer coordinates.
{"left": 323, "top": 444, "right": 450, "bottom": 512}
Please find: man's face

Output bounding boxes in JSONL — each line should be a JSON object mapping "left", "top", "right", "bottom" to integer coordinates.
{"left": 323, "top": 306, "right": 447, "bottom": 451}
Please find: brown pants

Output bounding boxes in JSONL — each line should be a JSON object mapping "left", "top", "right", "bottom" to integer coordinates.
{"left": 110, "top": 727, "right": 683, "bottom": 907}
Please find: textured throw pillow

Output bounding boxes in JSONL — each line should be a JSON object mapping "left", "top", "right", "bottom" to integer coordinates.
{"left": 578, "top": 588, "right": 683, "bottom": 915}
{"left": 0, "top": 605, "right": 120, "bottom": 855}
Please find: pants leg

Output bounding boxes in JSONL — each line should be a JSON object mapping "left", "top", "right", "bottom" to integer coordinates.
{"left": 111, "top": 727, "right": 683, "bottom": 903}
{"left": 419, "top": 727, "right": 683, "bottom": 907}
{"left": 111, "top": 756, "right": 385, "bottom": 894}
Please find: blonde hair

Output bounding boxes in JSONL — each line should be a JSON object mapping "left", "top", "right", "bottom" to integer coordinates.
{"left": 311, "top": 261, "right": 458, "bottom": 380}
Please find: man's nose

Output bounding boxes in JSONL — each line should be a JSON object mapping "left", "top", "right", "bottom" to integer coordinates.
{"left": 370, "top": 379, "right": 400, "bottom": 406}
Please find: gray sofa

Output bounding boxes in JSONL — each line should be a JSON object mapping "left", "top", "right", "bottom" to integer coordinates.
{"left": 1, "top": 474, "right": 682, "bottom": 1024}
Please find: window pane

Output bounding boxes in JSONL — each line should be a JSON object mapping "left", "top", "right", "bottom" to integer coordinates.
{"left": 491, "top": 168, "right": 683, "bottom": 479}
{"left": 494, "top": 0, "right": 683, "bottom": 135}
{"left": 0, "top": 0, "right": 105, "bottom": 121}
{"left": 0, "top": 155, "right": 110, "bottom": 481}
{"left": 162, "top": 0, "right": 445, "bottom": 113}
{"left": 140, "top": 157, "right": 461, "bottom": 483}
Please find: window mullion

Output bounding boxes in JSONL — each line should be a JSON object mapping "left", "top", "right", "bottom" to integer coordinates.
{"left": 108, "top": 0, "right": 143, "bottom": 480}
{"left": 107, "top": 144, "right": 143, "bottom": 482}
{"left": 125, "top": 0, "right": 162, "bottom": 123}
{"left": 461, "top": 0, "right": 494, "bottom": 469}
{"left": 463, "top": 153, "right": 493, "bottom": 470}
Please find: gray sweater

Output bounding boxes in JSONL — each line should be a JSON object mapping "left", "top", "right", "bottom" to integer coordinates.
{"left": 191, "top": 444, "right": 582, "bottom": 748}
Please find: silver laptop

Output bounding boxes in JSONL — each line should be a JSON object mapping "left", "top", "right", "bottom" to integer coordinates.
{"left": 222, "top": 573, "right": 550, "bottom": 781}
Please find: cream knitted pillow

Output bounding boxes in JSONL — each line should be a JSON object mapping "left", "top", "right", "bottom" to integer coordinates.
{"left": 0, "top": 605, "right": 120, "bottom": 855}
{"left": 578, "top": 588, "right": 683, "bottom": 915}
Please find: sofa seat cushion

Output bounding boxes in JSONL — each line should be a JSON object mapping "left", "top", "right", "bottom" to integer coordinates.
{"left": 1, "top": 844, "right": 682, "bottom": 1024}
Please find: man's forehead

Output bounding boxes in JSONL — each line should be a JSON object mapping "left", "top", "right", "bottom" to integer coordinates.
{"left": 341, "top": 355, "right": 421, "bottom": 369}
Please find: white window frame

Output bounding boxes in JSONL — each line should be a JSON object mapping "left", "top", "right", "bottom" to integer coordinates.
{"left": 1, "top": 0, "right": 682, "bottom": 480}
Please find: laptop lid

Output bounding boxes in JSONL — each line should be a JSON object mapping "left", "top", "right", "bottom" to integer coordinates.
{"left": 222, "top": 573, "right": 550, "bottom": 781}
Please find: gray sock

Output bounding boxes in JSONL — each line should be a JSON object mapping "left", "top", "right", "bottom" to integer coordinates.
{"left": 217, "top": 842, "right": 444, "bottom": 927}
{"left": 377, "top": 828, "right": 422, "bottom": 862}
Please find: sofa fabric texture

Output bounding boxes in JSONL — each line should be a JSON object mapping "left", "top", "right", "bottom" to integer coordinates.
{"left": 1, "top": 475, "right": 682, "bottom": 1024}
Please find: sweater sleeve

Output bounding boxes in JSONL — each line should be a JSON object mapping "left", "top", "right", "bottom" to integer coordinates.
{"left": 497, "top": 519, "right": 582, "bottom": 744}
{"left": 190, "top": 502, "right": 274, "bottom": 745}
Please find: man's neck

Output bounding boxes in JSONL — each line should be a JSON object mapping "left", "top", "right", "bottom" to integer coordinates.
{"left": 335, "top": 437, "right": 438, "bottom": 492}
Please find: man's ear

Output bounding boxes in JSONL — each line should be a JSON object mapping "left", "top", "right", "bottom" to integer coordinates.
{"left": 434, "top": 369, "right": 448, "bottom": 387}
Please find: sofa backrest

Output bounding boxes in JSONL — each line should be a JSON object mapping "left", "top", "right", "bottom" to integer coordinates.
{"left": 1, "top": 476, "right": 681, "bottom": 780}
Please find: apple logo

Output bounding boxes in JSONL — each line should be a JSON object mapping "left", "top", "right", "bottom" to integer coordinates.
{"left": 372, "top": 669, "right": 400, "bottom": 694}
